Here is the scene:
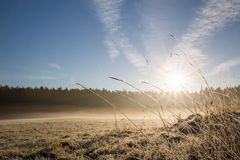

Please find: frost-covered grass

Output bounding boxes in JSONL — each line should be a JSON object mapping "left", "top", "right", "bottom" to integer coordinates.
{"left": 0, "top": 108, "right": 239, "bottom": 160}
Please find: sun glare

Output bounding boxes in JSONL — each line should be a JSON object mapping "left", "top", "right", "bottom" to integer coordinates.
{"left": 164, "top": 71, "right": 186, "bottom": 92}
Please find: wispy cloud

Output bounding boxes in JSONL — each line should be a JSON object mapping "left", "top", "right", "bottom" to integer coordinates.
{"left": 27, "top": 75, "right": 59, "bottom": 80}
{"left": 94, "top": 0, "right": 147, "bottom": 71}
{"left": 94, "top": 0, "right": 122, "bottom": 34}
{"left": 104, "top": 39, "right": 120, "bottom": 59}
{"left": 94, "top": 0, "right": 122, "bottom": 59}
{"left": 175, "top": 0, "right": 240, "bottom": 64}
{"left": 182, "top": 0, "right": 240, "bottom": 45}
{"left": 210, "top": 57, "right": 240, "bottom": 76}
{"left": 165, "top": 0, "right": 240, "bottom": 84}
{"left": 49, "top": 63, "right": 61, "bottom": 70}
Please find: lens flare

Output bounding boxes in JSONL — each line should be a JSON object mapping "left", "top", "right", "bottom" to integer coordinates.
{"left": 165, "top": 71, "right": 185, "bottom": 92}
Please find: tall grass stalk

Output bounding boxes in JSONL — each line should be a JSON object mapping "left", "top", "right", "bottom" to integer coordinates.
{"left": 170, "top": 34, "right": 217, "bottom": 110}
{"left": 141, "top": 81, "right": 195, "bottom": 114}
{"left": 109, "top": 76, "right": 167, "bottom": 126}
{"left": 75, "top": 83, "right": 150, "bottom": 141}
{"left": 116, "top": 91, "right": 161, "bottom": 119}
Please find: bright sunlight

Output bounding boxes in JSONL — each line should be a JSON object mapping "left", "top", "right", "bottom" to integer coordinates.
{"left": 165, "top": 71, "right": 185, "bottom": 91}
{"left": 166, "top": 73, "right": 184, "bottom": 91}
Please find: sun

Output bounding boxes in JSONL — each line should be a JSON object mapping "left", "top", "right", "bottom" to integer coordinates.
{"left": 164, "top": 71, "right": 186, "bottom": 92}
{"left": 157, "top": 59, "right": 194, "bottom": 92}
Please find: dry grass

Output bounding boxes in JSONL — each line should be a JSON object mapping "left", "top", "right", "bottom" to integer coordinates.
{"left": 1, "top": 79, "right": 240, "bottom": 160}
{"left": 0, "top": 105, "right": 239, "bottom": 160}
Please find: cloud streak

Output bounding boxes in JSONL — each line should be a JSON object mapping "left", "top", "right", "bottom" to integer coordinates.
{"left": 182, "top": 0, "right": 240, "bottom": 45}
{"left": 211, "top": 57, "right": 240, "bottom": 75}
{"left": 171, "top": 0, "right": 240, "bottom": 76}
{"left": 49, "top": 63, "right": 61, "bottom": 70}
{"left": 94, "top": 0, "right": 147, "bottom": 71}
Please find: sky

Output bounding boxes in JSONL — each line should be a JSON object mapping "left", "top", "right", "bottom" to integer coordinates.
{"left": 0, "top": 0, "right": 240, "bottom": 91}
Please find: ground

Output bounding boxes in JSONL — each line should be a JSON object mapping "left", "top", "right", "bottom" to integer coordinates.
{"left": 0, "top": 117, "right": 158, "bottom": 160}
{"left": 0, "top": 111, "right": 239, "bottom": 160}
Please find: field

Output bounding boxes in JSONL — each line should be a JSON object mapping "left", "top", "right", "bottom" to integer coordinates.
{"left": 0, "top": 117, "right": 156, "bottom": 160}
{"left": 0, "top": 87, "right": 240, "bottom": 160}
{"left": 1, "top": 82, "right": 240, "bottom": 160}
{"left": 0, "top": 108, "right": 239, "bottom": 160}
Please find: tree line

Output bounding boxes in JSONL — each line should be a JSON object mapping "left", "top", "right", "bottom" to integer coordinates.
{"left": 0, "top": 85, "right": 155, "bottom": 107}
{"left": 0, "top": 85, "right": 239, "bottom": 108}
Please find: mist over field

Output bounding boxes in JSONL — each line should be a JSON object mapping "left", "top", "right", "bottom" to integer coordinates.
{"left": 0, "top": 85, "right": 240, "bottom": 159}
{"left": 0, "top": 86, "right": 192, "bottom": 121}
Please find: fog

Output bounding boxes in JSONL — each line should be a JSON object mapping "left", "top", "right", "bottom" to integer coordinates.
{"left": 0, "top": 104, "right": 192, "bottom": 125}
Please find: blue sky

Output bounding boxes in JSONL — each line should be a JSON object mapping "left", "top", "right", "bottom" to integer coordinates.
{"left": 0, "top": 0, "right": 240, "bottom": 91}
